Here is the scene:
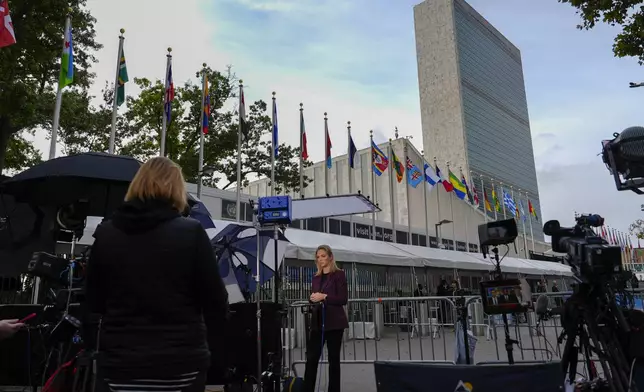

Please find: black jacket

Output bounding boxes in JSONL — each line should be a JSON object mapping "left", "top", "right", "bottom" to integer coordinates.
{"left": 85, "top": 198, "right": 228, "bottom": 379}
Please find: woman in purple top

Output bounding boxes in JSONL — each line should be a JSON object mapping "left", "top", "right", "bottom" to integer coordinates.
{"left": 302, "top": 245, "right": 349, "bottom": 392}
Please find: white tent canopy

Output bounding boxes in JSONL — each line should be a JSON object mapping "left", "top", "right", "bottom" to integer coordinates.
{"left": 210, "top": 220, "right": 572, "bottom": 277}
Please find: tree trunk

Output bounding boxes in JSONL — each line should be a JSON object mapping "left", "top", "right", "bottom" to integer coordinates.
{"left": 0, "top": 122, "right": 11, "bottom": 176}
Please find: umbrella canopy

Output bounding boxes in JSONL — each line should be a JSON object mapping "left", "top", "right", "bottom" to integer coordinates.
{"left": 187, "top": 194, "right": 215, "bottom": 231}
{"left": 1, "top": 152, "right": 141, "bottom": 217}
{"left": 211, "top": 223, "right": 289, "bottom": 304}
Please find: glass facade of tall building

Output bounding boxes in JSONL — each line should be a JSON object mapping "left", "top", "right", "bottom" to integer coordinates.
{"left": 454, "top": 0, "right": 542, "bottom": 239}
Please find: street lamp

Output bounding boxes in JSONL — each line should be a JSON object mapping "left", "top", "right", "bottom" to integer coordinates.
{"left": 196, "top": 165, "right": 216, "bottom": 199}
{"left": 435, "top": 219, "right": 453, "bottom": 249}
{"left": 629, "top": 82, "right": 644, "bottom": 88}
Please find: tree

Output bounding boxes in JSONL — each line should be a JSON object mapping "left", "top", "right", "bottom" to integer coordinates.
{"left": 115, "top": 66, "right": 311, "bottom": 193}
{"left": 0, "top": 0, "right": 102, "bottom": 173}
{"left": 560, "top": 0, "right": 644, "bottom": 64}
{"left": 630, "top": 219, "right": 644, "bottom": 238}
{"left": 57, "top": 83, "right": 130, "bottom": 155}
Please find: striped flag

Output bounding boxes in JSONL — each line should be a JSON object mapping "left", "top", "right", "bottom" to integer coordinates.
{"left": 115, "top": 48, "right": 128, "bottom": 106}
{"left": 164, "top": 62, "right": 174, "bottom": 122}
{"left": 59, "top": 17, "right": 74, "bottom": 89}
{"left": 202, "top": 77, "right": 210, "bottom": 134}
{"left": 0, "top": 0, "right": 16, "bottom": 48}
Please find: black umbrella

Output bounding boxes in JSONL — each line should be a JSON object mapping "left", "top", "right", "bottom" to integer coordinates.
{"left": 1, "top": 152, "right": 141, "bottom": 217}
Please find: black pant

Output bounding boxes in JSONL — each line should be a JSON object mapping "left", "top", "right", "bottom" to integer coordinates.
{"left": 303, "top": 329, "right": 343, "bottom": 392}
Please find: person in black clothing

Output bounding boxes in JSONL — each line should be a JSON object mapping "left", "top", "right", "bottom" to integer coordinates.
{"left": 85, "top": 157, "right": 228, "bottom": 392}
{"left": 436, "top": 280, "right": 449, "bottom": 324}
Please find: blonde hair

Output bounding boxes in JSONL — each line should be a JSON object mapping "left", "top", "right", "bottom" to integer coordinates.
{"left": 315, "top": 244, "right": 340, "bottom": 276}
{"left": 125, "top": 157, "right": 188, "bottom": 212}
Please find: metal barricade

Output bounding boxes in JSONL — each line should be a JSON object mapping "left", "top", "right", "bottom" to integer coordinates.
{"left": 282, "top": 293, "right": 584, "bottom": 377}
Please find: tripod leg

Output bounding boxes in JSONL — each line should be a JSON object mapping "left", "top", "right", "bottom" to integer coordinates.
{"left": 583, "top": 311, "right": 622, "bottom": 392}
{"left": 501, "top": 313, "right": 514, "bottom": 365}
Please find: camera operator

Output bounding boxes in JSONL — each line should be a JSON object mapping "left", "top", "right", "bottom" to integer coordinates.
{"left": 85, "top": 157, "right": 228, "bottom": 392}
{"left": 0, "top": 319, "right": 24, "bottom": 340}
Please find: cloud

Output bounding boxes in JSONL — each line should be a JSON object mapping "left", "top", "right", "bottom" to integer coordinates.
{"left": 537, "top": 160, "right": 641, "bottom": 233}
{"left": 24, "top": 0, "right": 644, "bottom": 236}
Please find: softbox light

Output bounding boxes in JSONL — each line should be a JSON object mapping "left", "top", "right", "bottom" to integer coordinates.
{"left": 291, "top": 194, "right": 379, "bottom": 220}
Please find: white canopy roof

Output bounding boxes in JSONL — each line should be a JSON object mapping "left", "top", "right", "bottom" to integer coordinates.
{"left": 211, "top": 220, "right": 572, "bottom": 277}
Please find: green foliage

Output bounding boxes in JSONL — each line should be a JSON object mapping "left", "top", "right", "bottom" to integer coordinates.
{"left": 116, "top": 67, "right": 311, "bottom": 193}
{"left": 630, "top": 219, "right": 644, "bottom": 239}
{"left": 559, "top": 0, "right": 644, "bottom": 64}
{"left": 0, "top": 0, "right": 102, "bottom": 173}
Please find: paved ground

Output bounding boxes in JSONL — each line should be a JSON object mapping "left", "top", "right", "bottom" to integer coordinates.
{"left": 285, "top": 319, "right": 564, "bottom": 392}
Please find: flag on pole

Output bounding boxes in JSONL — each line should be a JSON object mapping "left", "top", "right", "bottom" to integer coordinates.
{"left": 424, "top": 163, "right": 440, "bottom": 191}
{"left": 239, "top": 85, "right": 249, "bottom": 141}
{"left": 448, "top": 170, "right": 467, "bottom": 200}
{"left": 484, "top": 191, "right": 492, "bottom": 212}
{"left": 0, "top": 0, "right": 16, "bottom": 48}
{"left": 436, "top": 166, "right": 454, "bottom": 192}
{"left": 391, "top": 149, "right": 404, "bottom": 183}
{"left": 471, "top": 182, "right": 480, "bottom": 207}
{"left": 300, "top": 108, "right": 308, "bottom": 160}
{"left": 528, "top": 199, "right": 538, "bottom": 221}
{"left": 272, "top": 96, "right": 278, "bottom": 158}
{"left": 59, "top": 18, "right": 74, "bottom": 89}
{"left": 371, "top": 141, "right": 388, "bottom": 176}
{"left": 115, "top": 48, "right": 128, "bottom": 106}
{"left": 325, "top": 121, "right": 332, "bottom": 169}
{"left": 503, "top": 190, "right": 516, "bottom": 217}
{"left": 202, "top": 77, "right": 210, "bottom": 134}
{"left": 348, "top": 134, "right": 358, "bottom": 169}
{"left": 492, "top": 187, "right": 501, "bottom": 212}
{"left": 519, "top": 200, "right": 526, "bottom": 222}
{"left": 164, "top": 62, "right": 175, "bottom": 122}
{"left": 461, "top": 175, "right": 474, "bottom": 204}
{"left": 406, "top": 157, "right": 423, "bottom": 188}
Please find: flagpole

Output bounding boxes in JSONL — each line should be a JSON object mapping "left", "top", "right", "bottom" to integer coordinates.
{"left": 447, "top": 161, "right": 456, "bottom": 250}
{"left": 434, "top": 157, "right": 442, "bottom": 244}
{"left": 160, "top": 47, "right": 172, "bottom": 157}
{"left": 348, "top": 121, "right": 355, "bottom": 237}
{"left": 480, "top": 174, "right": 487, "bottom": 223}
{"left": 109, "top": 29, "right": 125, "bottom": 154}
{"left": 405, "top": 141, "right": 412, "bottom": 245}
{"left": 518, "top": 189, "right": 529, "bottom": 258}
{"left": 500, "top": 182, "right": 507, "bottom": 219}
{"left": 527, "top": 191, "right": 535, "bottom": 251}
{"left": 236, "top": 80, "right": 243, "bottom": 222}
{"left": 460, "top": 168, "right": 470, "bottom": 249}
{"left": 388, "top": 139, "right": 396, "bottom": 243}
{"left": 299, "top": 103, "right": 305, "bottom": 229}
{"left": 370, "top": 130, "right": 377, "bottom": 241}
{"left": 197, "top": 63, "right": 207, "bottom": 199}
{"left": 49, "top": 12, "right": 72, "bottom": 160}
{"left": 422, "top": 151, "right": 429, "bottom": 247}
{"left": 324, "top": 112, "right": 329, "bottom": 233}
{"left": 491, "top": 178, "right": 498, "bottom": 221}
{"left": 271, "top": 92, "right": 277, "bottom": 196}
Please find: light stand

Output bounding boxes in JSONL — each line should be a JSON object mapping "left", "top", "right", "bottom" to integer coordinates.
{"left": 490, "top": 246, "right": 517, "bottom": 365}
{"left": 454, "top": 292, "right": 471, "bottom": 365}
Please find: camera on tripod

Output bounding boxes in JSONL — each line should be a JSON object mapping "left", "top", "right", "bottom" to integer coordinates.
{"left": 543, "top": 213, "right": 622, "bottom": 281}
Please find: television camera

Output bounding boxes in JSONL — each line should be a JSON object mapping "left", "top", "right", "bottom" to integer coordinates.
{"left": 543, "top": 214, "right": 622, "bottom": 282}
{"left": 544, "top": 214, "right": 641, "bottom": 392}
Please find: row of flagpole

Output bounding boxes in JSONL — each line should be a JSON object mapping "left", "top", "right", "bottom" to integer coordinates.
{"left": 41, "top": 23, "right": 602, "bottom": 258}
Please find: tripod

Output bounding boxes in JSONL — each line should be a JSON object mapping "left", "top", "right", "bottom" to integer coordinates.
{"left": 490, "top": 246, "right": 518, "bottom": 365}
{"left": 454, "top": 294, "right": 471, "bottom": 365}
{"left": 560, "top": 283, "right": 636, "bottom": 392}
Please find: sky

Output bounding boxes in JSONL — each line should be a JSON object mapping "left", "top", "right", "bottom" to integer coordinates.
{"left": 28, "top": 0, "right": 644, "bottom": 237}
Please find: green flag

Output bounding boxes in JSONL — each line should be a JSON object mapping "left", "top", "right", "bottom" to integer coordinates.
{"left": 116, "top": 48, "right": 128, "bottom": 106}
{"left": 59, "top": 17, "right": 74, "bottom": 89}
